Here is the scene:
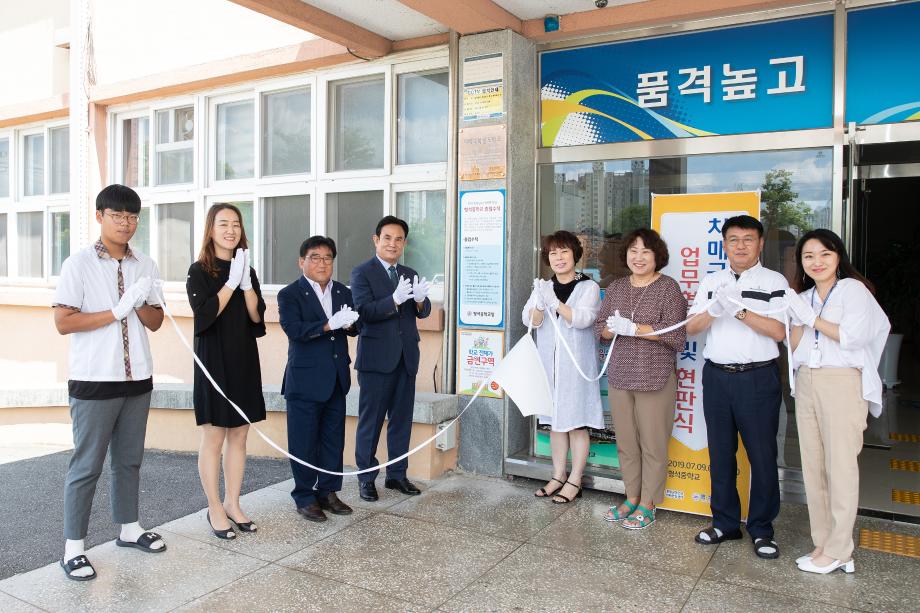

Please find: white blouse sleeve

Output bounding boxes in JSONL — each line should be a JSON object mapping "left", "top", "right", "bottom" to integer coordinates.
{"left": 837, "top": 281, "right": 879, "bottom": 352}
{"left": 565, "top": 281, "right": 600, "bottom": 329}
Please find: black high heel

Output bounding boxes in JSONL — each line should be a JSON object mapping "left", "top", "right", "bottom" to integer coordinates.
{"left": 228, "top": 516, "right": 257, "bottom": 533}
{"left": 207, "top": 511, "right": 236, "bottom": 540}
{"left": 552, "top": 481, "right": 583, "bottom": 504}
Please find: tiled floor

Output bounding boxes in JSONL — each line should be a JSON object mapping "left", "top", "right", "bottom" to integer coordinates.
{"left": 2, "top": 472, "right": 919, "bottom": 612}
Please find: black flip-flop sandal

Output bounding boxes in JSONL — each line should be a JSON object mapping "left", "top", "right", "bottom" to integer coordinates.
{"left": 535, "top": 477, "right": 565, "bottom": 498}
{"left": 753, "top": 537, "right": 780, "bottom": 559}
{"left": 115, "top": 531, "right": 167, "bottom": 553}
{"left": 61, "top": 555, "right": 96, "bottom": 581}
{"left": 694, "top": 526, "right": 743, "bottom": 545}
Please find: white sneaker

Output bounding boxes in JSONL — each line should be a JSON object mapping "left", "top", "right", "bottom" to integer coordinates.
{"left": 797, "top": 558, "right": 855, "bottom": 574}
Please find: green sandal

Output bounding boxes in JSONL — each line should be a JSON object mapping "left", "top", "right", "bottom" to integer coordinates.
{"left": 622, "top": 505, "right": 655, "bottom": 530}
{"left": 604, "top": 500, "right": 638, "bottom": 523}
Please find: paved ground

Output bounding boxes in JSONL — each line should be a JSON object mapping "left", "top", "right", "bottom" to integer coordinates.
{"left": 1, "top": 471, "right": 918, "bottom": 612}
{"left": 0, "top": 450, "right": 292, "bottom": 580}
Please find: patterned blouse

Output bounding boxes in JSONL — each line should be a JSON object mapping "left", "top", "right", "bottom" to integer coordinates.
{"left": 593, "top": 275, "right": 688, "bottom": 392}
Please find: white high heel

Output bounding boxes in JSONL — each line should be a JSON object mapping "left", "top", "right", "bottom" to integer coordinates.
{"left": 797, "top": 558, "right": 855, "bottom": 574}
{"left": 795, "top": 554, "right": 813, "bottom": 564}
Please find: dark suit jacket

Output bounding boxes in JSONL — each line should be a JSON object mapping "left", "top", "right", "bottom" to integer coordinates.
{"left": 350, "top": 257, "right": 431, "bottom": 375}
{"left": 278, "top": 276, "right": 357, "bottom": 402}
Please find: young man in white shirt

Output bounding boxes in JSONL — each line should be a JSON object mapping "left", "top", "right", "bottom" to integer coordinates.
{"left": 686, "top": 215, "right": 789, "bottom": 560}
{"left": 53, "top": 184, "right": 166, "bottom": 581}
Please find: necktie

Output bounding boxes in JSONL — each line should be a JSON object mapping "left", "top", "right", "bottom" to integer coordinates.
{"left": 388, "top": 265, "right": 398, "bottom": 288}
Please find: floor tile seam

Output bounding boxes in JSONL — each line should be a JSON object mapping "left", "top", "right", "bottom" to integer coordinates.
{"left": 266, "top": 561, "right": 435, "bottom": 610}
{"left": 428, "top": 539, "right": 529, "bottom": 611}
{"left": 520, "top": 538, "right": 708, "bottom": 580}
{"left": 0, "top": 586, "right": 51, "bottom": 612}
{"left": 152, "top": 527, "right": 282, "bottom": 565}
{"left": 701, "top": 572, "right": 869, "bottom": 610}
{"left": 375, "top": 508, "right": 528, "bottom": 546}
{"left": 163, "top": 563, "right": 271, "bottom": 613}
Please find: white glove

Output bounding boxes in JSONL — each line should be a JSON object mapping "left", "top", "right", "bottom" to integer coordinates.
{"left": 530, "top": 279, "right": 546, "bottom": 311}
{"left": 717, "top": 285, "right": 744, "bottom": 317}
{"left": 328, "top": 305, "right": 360, "bottom": 330}
{"left": 606, "top": 310, "right": 638, "bottom": 336}
{"left": 785, "top": 289, "right": 817, "bottom": 327}
{"left": 239, "top": 249, "right": 252, "bottom": 291}
{"left": 539, "top": 280, "right": 560, "bottom": 310}
{"left": 112, "top": 277, "right": 152, "bottom": 320}
{"left": 412, "top": 275, "right": 430, "bottom": 303}
{"left": 225, "top": 249, "right": 246, "bottom": 290}
{"left": 392, "top": 275, "right": 414, "bottom": 306}
{"left": 706, "top": 287, "right": 726, "bottom": 317}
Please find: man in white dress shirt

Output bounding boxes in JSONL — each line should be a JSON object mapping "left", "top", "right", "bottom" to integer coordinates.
{"left": 686, "top": 215, "right": 789, "bottom": 560}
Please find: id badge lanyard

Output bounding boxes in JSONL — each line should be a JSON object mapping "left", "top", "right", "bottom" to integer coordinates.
{"left": 808, "top": 281, "right": 837, "bottom": 368}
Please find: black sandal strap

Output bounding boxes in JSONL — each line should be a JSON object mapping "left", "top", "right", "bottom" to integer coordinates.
{"left": 64, "top": 555, "right": 93, "bottom": 572}
{"left": 137, "top": 532, "right": 162, "bottom": 548}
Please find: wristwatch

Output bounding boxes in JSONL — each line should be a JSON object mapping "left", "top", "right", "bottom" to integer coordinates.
{"left": 735, "top": 308, "right": 748, "bottom": 321}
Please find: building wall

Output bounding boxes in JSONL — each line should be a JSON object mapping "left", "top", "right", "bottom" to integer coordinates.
{"left": 0, "top": 0, "right": 70, "bottom": 107}
{"left": 90, "top": 0, "right": 317, "bottom": 86}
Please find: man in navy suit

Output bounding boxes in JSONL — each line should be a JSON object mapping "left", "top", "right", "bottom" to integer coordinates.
{"left": 351, "top": 216, "right": 431, "bottom": 501}
{"left": 278, "top": 236, "right": 360, "bottom": 522}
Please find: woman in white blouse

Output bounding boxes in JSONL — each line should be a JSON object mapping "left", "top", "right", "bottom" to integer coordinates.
{"left": 522, "top": 230, "right": 604, "bottom": 504}
{"left": 785, "top": 229, "right": 890, "bottom": 575}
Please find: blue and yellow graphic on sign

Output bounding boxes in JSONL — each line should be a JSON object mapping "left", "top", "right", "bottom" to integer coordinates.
{"left": 540, "top": 14, "right": 834, "bottom": 146}
{"left": 846, "top": 1, "right": 920, "bottom": 125}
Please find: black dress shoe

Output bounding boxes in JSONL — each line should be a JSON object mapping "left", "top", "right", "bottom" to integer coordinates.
{"left": 296, "top": 502, "right": 327, "bottom": 523}
{"left": 318, "top": 492, "right": 353, "bottom": 515}
{"left": 384, "top": 478, "right": 421, "bottom": 495}
{"left": 359, "top": 481, "right": 379, "bottom": 501}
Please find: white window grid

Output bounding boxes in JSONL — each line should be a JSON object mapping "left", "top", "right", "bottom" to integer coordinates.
{"left": 2, "top": 121, "right": 71, "bottom": 283}
{"left": 106, "top": 53, "right": 448, "bottom": 293}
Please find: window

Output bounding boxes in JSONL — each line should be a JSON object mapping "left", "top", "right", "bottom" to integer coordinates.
{"left": 0, "top": 214, "right": 7, "bottom": 276}
{"left": 0, "top": 138, "right": 9, "bottom": 198}
{"left": 134, "top": 208, "right": 151, "bottom": 257}
{"left": 262, "top": 195, "right": 309, "bottom": 285}
{"left": 156, "top": 106, "right": 194, "bottom": 185}
{"left": 329, "top": 76, "right": 385, "bottom": 171}
{"left": 397, "top": 190, "right": 446, "bottom": 300}
{"left": 326, "top": 190, "right": 383, "bottom": 283}
{"left": 50, "top": 126, "right": 69, "bottom": 194}
{"left": 397, "top": 71, "right": 448, "bottom": 165}
{"left": 17, "top": 211, "right": 43, "bottom": 277}
{"left": 215, "top": 100, "right": 254, "bottom": 180}
{"left": 263, "top": 88, "right": 310, "bottom": 176}
{"left": 157, "top": 202, "right": 194, "bottom": 281}
{"left": 122, "top": 117, "right": 149, "bottom": 188}
{"left": 51, "top": 212, "right": 70, "bottom": 275}
{"left": 23, "top": 133, "right": 44, "bottom": 197}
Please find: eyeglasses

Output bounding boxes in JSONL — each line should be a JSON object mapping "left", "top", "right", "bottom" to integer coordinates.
{"left": 307, "top": 255, "right": 334, "bottom": 264}
{"left": 105, "top": 212, "right": 140, "bottom": 225}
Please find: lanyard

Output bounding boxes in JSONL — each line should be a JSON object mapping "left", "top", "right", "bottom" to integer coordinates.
{"left": 809, "top": 281, "right": 837, "bottom": 344}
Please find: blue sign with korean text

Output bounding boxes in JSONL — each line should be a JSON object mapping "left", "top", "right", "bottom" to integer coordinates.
{"left": 540, "top": 14, "right": 834, "bottom": 146}
{"left": 846, "top": 1, "right": 920, "bottom": 125}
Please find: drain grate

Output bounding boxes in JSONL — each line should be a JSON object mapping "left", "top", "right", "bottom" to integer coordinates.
{"left": 859, "top": 528, "right": 920, "bottom": 558}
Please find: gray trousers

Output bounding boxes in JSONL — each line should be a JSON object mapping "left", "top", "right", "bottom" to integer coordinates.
{"left": 63, "top": 393, "right": 151, "bottom": 540}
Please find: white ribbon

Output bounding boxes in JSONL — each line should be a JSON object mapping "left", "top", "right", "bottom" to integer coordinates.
{"left": 155, "top": 286, "right": 490, "bottom": 477}
{"left": 537, "top": 295, "right": 796, "bottom": 394}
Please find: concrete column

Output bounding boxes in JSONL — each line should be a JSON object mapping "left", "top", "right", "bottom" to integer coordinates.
{"left": 455, "top": 30, "right": 535, "bottom": 476}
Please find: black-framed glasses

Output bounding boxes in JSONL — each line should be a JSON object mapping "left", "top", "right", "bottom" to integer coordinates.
{"left": 104, "top": 212, "right": 140, "bottom": 225}
{"left": 308, "top": 255, "right": 334, "bottom": 264}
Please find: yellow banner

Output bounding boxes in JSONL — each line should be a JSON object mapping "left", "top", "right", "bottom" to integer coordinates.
{"left": 652, "top": 191, "right": 760, "bottom": 519}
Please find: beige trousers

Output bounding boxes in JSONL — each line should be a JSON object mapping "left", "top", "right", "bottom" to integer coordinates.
{"left": 795, "top": 366, "right": 868, "bottom": 561}
{"left": 609, "top": 371, "right": 677, "bottom": 505}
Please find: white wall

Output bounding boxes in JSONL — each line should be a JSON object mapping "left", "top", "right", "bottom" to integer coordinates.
{"left": 0, "top": 0, "right": 70, "bottom": 107}
{"left": 90, "top": 0, "right": 318, "bottom": 86}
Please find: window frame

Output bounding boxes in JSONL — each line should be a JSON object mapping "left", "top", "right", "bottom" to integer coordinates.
{"left": 208, "top": 90, "right": 257, "bottom": 188}
{"left": 0, "top": 130, "right": 13, "bottom": 202}
{"left": 113, "top": 109, "right": 153, "bottom": 190}
{"left": 392, "top": 58, "right": 450, "bottom": 176}
{"left": 150, "top": 98, "right": 199, "bottom": 190}
{"left": 255, "top": 76, "right": 317, "bottom": 185}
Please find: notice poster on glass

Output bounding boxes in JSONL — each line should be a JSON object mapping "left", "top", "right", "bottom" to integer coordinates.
{"left": 458, "top": 189, "right": 505, "bottom": 328}
{"left": 463, "top": 53, "right": 504, "bottom": 121}
{"left": 456, "top": 329, "right": 504, "bottom": 398}
{"left": 652, "top": 191, "right": 760, "bottom": 519}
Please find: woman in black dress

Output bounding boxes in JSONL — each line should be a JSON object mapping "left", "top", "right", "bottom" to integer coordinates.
{"left": 187, "top": 204, "right": 266, "bottom": 539}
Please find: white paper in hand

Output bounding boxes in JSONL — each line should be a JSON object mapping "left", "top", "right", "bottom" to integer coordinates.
{"left": 491, "top": 334, "right": 554, "bottom": 417}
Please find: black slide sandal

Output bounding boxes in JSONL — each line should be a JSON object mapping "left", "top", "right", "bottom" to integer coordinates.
{"left": 61, "top": 555, "right": 96, "bottom": 581}
{"left": 695, "top": 526, "right": 743, "bottom": 545}
{"left": 116, "top": 531, "right": 167, "bottom": 553}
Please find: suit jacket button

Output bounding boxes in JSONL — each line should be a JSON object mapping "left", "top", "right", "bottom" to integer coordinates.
{"left": 398, "top": 331, "right": 402, "bottom": 335}
{"left": 330, "top": 336, "right": 335, "bottom": 341}
{"left": 333, "top": 354, "right": 338, "bottom": 358}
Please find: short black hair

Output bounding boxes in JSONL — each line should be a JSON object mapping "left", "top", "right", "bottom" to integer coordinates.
{"left": 299, "top": 235, "right": 337, "bottom": 258}
{"left": 375, "top": 215, "right": 409, "bottom": 238}
{"left": 540, "top": 230, "right": 583, "bottom": 266}
{"left": 721, "top": 214, "right": 763, "bottom": 238}
{"left": 96, "top": 184, "right": 141, "bottom": 213}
